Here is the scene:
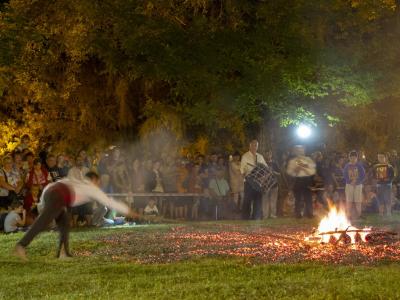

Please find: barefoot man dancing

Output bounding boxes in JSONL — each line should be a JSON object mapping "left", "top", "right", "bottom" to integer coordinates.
{"left": 14, "top": 171, "right": 139, "bottom": 260}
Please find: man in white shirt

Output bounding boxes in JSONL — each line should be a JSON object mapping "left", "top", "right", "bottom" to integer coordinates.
{"left": 286, "top": 145, "right": 316, "bottom": 218}
{"left": 240, "top": 140, "right": 267, "bottom": 220}
{"left": 14, "top": 172, "right": 139, "bottom": 261}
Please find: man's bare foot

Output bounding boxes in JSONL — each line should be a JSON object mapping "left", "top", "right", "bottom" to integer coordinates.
{"left": 14, "top": 244, "right": 27, "bottom": 261}
{"left": 58, "top": 245, "right": 73, "bottom": 259}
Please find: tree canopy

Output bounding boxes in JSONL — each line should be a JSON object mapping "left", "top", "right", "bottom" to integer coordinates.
{"left": 0, "top": 0, "right": 399, "bottom": 154}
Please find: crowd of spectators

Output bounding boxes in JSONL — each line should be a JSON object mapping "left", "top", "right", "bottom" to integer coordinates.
{"left": 0, "top": 134, "right": 399, "bottom": 233}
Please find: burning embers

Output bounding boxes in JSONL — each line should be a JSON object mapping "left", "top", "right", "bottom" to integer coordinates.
{"left": 306, "top": 206, "right": 396, "bottom": 245}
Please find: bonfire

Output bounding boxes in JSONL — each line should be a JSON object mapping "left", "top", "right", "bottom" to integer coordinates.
{"left": 306, "top": 205, "right": 396, "bottom": 245}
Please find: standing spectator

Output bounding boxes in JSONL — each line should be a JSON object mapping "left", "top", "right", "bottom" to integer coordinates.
{"left": 262, "top": 150, "right": 280, "bottom": 219}
{"left": 23, "top": 152, "right": 35, "bottom": 174}
{"left": 343, "top": 151, "right": 366, "bottom": 220}
{"left": 331, "top": 156, "right": 346, "bottom": 201}
{"left": 209, "top": 168, "right": 230, "bottom": 219}
{"left": 150, "top": 160, "right": 164, "bottom": 193}
{"left": 208, "top": 153, "right": 219, "bottom": 179}
{"left": 286, "top": 146, "right": 316, "bottom": 218}
{"left": 111, "top": 159, "right": 130, "bottom": 193}
{"left": 47, "top": 155, "right": 63, "bottom": 182}
{"left": 16, "top": 134, "right": 31, "bottom": 152}
{"left": 68, "top": 156, "right": 90, "bottom": 180}
{"left": 56, "top": 154, "right": 70, "bottom": 178}
{"left": 195, "top": 154, "right": 207, "bottom": 173}
{"left": 143, "top": 159, "right": 154, "bottom": 192}
{"left": 25, "top": 159, "right": 51, "bottom": 193}
{"left": 372, "top": 153, "right": 395, "bottom": 217}
{"left": 217, "top": 156, "right": 228, "bottom": 180}
{"left": 39, "top": 142, "right": 53, "bottom": 167}
{"left": 77, "top": 149, "right": 92, "bottom": 169}
{"left": 185, "top": 163, "right": 203, "bottom": 220}
{"left": 12, "top": 151, "right": 25, "bottom": 179}
{"left": 131, "top": 158, "right": 145, "bottom": 192}
{"left": 229, "top": 151, "right": 244, "bottom": 211}
{"left": 240, "top": 140, "right": 267, "bottom": 220}
{"left": 175, "top": 160, "right": 189, "bottom": 219}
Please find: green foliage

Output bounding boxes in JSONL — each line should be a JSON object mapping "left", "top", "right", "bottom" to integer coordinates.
{"left": 0, "top": 0, "right": 399, "bottom": 148}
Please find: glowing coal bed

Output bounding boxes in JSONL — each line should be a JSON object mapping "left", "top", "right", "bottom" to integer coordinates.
{"left": 83, "top": 220, "right": 400, "bottom": 266}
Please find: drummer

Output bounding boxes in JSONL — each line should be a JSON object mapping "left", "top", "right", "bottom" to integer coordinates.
{"left": 286, "top": 145, "right": 316, "bottom": 218}
{"left": 240, "top": 140, "right": 267, "bottom": 220}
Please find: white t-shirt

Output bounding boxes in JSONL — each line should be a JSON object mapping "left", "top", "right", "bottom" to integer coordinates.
{"left": 240, "top": 151, "right": 267, "bottom": 177}
{"left": 4, "top": 211, "right": 21, "bottom": 233}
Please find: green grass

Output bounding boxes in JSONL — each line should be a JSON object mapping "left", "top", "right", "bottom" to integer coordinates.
{"left": 1, "top": 217, "right": 400, "bottom": 299}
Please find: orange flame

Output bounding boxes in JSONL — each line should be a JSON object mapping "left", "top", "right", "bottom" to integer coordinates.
{"left": 306, "top": 204, "right": 371, "bottom": 244}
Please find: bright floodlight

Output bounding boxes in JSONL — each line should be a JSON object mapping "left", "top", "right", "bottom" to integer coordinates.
{"left": 296, "top": 124, "right": 312, "bottom": 139}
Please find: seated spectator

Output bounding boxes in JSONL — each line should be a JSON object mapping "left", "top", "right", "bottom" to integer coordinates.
{"left": 0, "top": 156, "right": 23, "bottom": 211}
{"left": 4, "top": 200, "right": 26, "bottom": 233}
{"left": 144, "top": 198, "right": 159, "bottom": 216}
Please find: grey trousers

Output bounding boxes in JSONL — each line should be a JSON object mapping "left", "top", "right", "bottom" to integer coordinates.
{"left": 262, "top": 186, "right": 278, "bottom": 218}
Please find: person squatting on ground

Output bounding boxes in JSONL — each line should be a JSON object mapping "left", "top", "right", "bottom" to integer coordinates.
{"left": 14, "top": 171, "right": 139, "bottom": 260}
{"left": 343, "top": 151, "right": 366, "bottom": 220}
{"left": 4, "top": 200, "right": 26, "bottom": 233}
{"left": 372, "top": 153, "right": 395, "bottom": 217}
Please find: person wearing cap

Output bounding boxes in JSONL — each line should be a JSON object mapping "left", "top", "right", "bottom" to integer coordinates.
{"left": 343, "top": 151, "right": 366, "bottom": 219}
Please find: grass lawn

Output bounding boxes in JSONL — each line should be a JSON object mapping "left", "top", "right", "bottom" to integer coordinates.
{"left": 1, "top": 216, "right": 400, "bottom": 299}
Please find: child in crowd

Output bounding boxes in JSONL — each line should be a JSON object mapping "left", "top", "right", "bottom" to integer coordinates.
{"left": 343, "top": 151, "right": 366, "bottom": 220}
{"left": 4, "top": 200, "right": 26, "bottom": 233}
{"left": 143, "top": 198, "right": 160, "bottom": 223}
{"left": 144, "top": 198, "right": 159, "bottom": 216}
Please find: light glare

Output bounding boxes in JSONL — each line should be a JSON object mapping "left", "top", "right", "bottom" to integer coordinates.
{"left": 296, "top": 124, "right": 312, "bottom": 139}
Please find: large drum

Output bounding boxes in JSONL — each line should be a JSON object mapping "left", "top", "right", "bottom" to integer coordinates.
{"left": 245, "top": 163, "right": 277, "bottom": 193}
